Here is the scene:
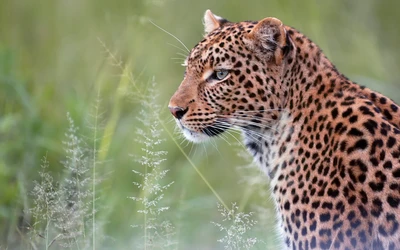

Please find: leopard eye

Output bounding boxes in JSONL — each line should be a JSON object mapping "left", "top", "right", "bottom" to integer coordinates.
{"left": 215, "top": 70, "right": 229, "bottom": 80}
{"left": 208, "top": 69, "right": 230, "bottom": 83}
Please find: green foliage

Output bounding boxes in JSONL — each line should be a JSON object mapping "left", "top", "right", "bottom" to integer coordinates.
{"left": 1, "top": 0, "right": 400, "bottom": 249}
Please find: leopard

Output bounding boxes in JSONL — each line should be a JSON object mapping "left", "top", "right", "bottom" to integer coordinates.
{"left": 168, "top": 10, "right": 400, "bottom": 250}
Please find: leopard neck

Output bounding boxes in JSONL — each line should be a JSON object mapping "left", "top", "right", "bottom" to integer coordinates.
{"left": 280, "top": 27, "right": 350, "bottom": 114}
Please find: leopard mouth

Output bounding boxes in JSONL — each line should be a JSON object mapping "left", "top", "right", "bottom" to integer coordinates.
{"left": 201, "top": 125, "right": 227, "bottom": 137}
{"left": 201, "top": 117, "right": 232, "bottom": 137}
{"left": 177, "top": 119, "right": 231, "bottom": 142}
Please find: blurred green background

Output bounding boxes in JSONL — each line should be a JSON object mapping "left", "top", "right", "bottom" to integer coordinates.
{"left": 1, "top": 0, "right": 400, "bottom": 249}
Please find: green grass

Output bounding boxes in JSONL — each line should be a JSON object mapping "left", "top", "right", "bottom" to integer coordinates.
{"left": 1, "top": 0, "right": 400, "bottom": 249}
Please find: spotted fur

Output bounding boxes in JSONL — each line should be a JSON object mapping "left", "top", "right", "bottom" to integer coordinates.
{"left": 169, "top": 10, "right": 400, "bottom": 250}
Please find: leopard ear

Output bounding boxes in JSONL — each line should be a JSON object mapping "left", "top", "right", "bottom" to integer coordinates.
{"left": 203, "top": 10, "right": 227, "bottom": 34}
{"left": 245, "top": 17, "right": 289, "bottom": 65}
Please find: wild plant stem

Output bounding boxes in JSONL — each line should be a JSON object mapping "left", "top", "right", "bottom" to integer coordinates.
{"left": 92, "top": 94, "right": 99, "bottom": 250}
{"left": 144, "top": 148, "right": 148, "bottom": 250}
{"left": 75, "top": 155, "right": 85, "bottom": 239}
{"left": 48, "top": 234, "right": 61, "bottom": 248}
{"left": 44, "top": 162, "right": 50, "bottom": 250}
{"left": 144, "top": 205, "right": 147, "bottom": 250}
{"left": 74, "top": 236, "right": 81, "bottom": 250}
{"left": 45, "top": 219, "right": 50, "bottom": 250}
{"left": 160, "top": 121, "right": 229, "bottom": 211}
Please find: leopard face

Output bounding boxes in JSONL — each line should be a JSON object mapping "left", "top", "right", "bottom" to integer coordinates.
{"left": 169, "top": 10, "right": 400, "bottom": 250}
{"left": 169, "top": 11, "right": 288, "bottom": 142}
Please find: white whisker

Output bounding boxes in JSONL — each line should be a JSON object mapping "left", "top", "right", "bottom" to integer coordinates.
{"left": 202, "top": 143, "right": 209, "bottom": 161}
{"left": 213, "top": 120, "right": 273, "bottom": 145}
{"left": 149, "top": 20, "right": 190, "bottom": 52}
{"left": 219, "top": 117, "right": 278, "bottom": 133}
{"left": 176, "top": 52, "right": 188, "bottom": 58}
{"left": 167, "top": 42, "right": 190, "bottom": 55}
{"left": 218, "top": 114, "right": 278, "bottom": 125}
{"left": 188, "top": 140, "right": 195, "bottom": 156}
{"left": 171, "top": 57, "right": 187, "bottom": 61}
{"left": 233, "top": 108, "right": 284, "bottom": 113}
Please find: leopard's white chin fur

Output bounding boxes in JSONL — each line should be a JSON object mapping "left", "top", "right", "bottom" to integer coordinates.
{"left": 182, "top": 128, "right": 210, "bottom": 143}
{"left": 177, "top": 121, "right": 210, "bottom": 143}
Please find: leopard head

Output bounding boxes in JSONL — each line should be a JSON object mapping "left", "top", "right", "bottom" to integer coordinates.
{"left": 169, "top": 10, "right": 295, "bottom": 142}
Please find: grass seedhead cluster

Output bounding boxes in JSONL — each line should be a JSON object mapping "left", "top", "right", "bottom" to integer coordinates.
{"left": 130, "top": 79, "right": 176, "bottom": 249}
{"left": 212, "top": 203, "right": 259, "bottom": 250}
{"left": 30, "top": 156, "right": 62, "bottom": 249}
{"left": 28, "top": 113, "right": 102, "bottom": 249}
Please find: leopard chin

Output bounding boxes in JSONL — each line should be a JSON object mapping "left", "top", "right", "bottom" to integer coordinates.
{"left": 178, "top": 122, "right": 230, "bottom": 143}
{"left": 177, "top": 122, "right": 210, "bottom": 143}
{"left": 181, "top": 128, "right": 209, "bottom": 143}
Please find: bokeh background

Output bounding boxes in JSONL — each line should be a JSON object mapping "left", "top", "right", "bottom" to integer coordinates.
{"left": 1, "top": 0, "right": 400, "bottom": 249}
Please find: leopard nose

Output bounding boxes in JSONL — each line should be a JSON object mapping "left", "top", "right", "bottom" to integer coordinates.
{"left": 168, "top": 106, "right": 188, "bottom": 120}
